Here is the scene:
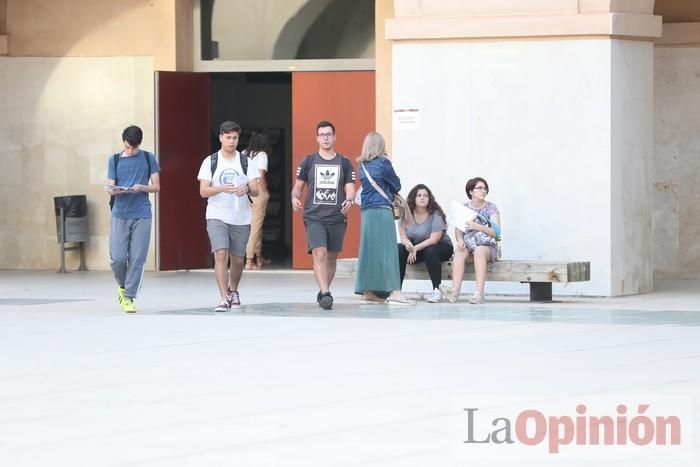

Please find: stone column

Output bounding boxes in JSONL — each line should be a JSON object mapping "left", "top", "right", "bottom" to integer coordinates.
{"left": 385, "top": 0, "right": 661, "bottom": 296}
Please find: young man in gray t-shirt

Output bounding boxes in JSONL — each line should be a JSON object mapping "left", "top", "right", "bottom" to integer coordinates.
{"left": 291, "top": 121, "right": 356, "bottom": 310}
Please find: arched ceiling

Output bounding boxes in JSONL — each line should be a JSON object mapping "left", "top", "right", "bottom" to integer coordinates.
{"left": 654, "top": 0, "right": 700, "bottom": 23}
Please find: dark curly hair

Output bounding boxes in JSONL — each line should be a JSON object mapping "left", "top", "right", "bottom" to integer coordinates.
{"left": 245, "top": 131, "right": 269, "bottom": 159}
{"left": 407, "top": 184, "right": 446, "bottom": 223}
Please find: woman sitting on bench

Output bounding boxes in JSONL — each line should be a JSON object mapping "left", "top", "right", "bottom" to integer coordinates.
{"left": 440, "top": 177, "right": 501, "bottom": 304}
{"left": 397, "top": 184, "right": 454, "bottom": 303}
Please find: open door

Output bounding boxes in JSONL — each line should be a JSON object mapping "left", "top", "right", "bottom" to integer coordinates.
{"left": 156, "top": 71, "right": 211, "bottom": 270}
{"left": 291, "top": 71, "right": 375, "bottom": 269}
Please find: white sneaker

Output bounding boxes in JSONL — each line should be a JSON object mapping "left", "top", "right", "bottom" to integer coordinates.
{"left": 426, "top": 288, "right": 442, "bottom": 303}
{"left": 385, "top": 293, "right": 416, "bottom": 305}
{"left": 214, "top": 297, "right": 229, "bottom": 312}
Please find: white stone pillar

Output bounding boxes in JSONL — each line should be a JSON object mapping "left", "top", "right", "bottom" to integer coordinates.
{"left": 387, "top": 0, "right": 661, "bottom": 296}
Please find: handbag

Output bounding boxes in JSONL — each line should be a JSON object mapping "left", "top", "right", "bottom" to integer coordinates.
{"left": 464, "top": 212, "right": 503, "bottom": 261}
{"left": 391, "top": 193, "right": 407, "bottom": 220}
{"left": 360, "top": 162, "right": 406, "bottom": 220}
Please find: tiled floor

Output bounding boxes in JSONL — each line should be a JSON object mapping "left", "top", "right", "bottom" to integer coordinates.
{"left": 0, "top": 270, "right": 698, "bottom": 466}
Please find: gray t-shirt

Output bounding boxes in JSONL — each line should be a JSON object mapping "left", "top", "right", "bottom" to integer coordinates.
{"left": 405, "top": 212, "right": 451, "bottom": 245}
{"left": 107, "top": 150, "right": 160, "bottom": 220}
{"left": 296, "top": 152, "right": 355, "bottom": 224}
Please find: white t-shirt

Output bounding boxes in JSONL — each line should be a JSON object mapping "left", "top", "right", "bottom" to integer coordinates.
{"left": 197, "top": 150, "right": 251, "bottom": 225}
{"left": 247, "top": 151, "right": 268, "bottom": 178}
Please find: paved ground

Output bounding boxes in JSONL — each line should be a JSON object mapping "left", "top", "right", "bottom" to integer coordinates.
{"left": 0, "top": 270, "right": 698, "bottom": 466}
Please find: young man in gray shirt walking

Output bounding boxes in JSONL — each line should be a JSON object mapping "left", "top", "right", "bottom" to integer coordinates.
{"left": 291, "top": 121, "right": 356, "bottom": 309}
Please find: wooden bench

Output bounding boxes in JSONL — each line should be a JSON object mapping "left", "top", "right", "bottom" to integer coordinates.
{"left": 336, "top": 259, "right": 591, "bottom": 302}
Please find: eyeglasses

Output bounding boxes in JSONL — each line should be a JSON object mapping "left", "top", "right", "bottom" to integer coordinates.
{"left": 317, "top": 133, "right": 335, "bottom": 139}
{"left": 473, "top": 186, "right": 488, "bottom": 192}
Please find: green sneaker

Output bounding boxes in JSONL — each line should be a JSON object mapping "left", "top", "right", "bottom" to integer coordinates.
{"left": 118, "top": 287, "right": 126, "bottom": 304}
{"left": 121, "top": 297, "right": 136, "bottom": 313}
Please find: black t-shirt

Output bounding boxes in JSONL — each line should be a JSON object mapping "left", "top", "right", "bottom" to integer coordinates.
{"left": 296, "top": 152, "right": 355, "bottom": 224}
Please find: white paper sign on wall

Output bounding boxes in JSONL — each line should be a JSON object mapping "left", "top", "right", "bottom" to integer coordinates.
{"left": 393, "top": 108, "right": 420, "bottom": 130}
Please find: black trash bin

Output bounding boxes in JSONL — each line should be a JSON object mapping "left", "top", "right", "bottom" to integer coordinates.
{"left": 54, "top": 195, "right": 88, "bottom": 272}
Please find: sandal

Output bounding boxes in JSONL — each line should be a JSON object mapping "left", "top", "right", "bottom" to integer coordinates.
{"left": 469, "top": 293, "right": 484, "bottom": 304}
{"left": 255, "top": 255, "right": 270, "bottom": 269}
{"left": 439, "top": 284, "right": 459, "bottom": 303}
{"left": 385, "top": 293, "right": 416, "bottom": 306}
{"left": 361, "top": 292, "right": 385, "bottom": 304}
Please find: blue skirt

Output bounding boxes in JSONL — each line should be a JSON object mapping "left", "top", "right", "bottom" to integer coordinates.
{"left": 354, "top": 207, "right": 400, "bottom": 294}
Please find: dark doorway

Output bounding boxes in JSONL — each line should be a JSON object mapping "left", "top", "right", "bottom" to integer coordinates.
{"left": 156, "top": 70, "right": 372, "bottom": 271}
{"left": 210, "top": 72, "right": 293, "bottom": 268}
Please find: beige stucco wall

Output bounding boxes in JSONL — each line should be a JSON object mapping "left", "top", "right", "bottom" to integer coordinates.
{"left": 0, "top": 0, "right": 6, "bottom": 54}
{"left": 208, "top": 0, "right": 373, "bottom": 60}
{"left": 375, "top": 0, "right": 392, "bottom": 154}
{"left": 0, "top": 0, "right": 192, "bottom": 270}
{"left": 0, "top": 0, "right": 6, "bottom": 34}
{"left": 0, "top": 56, "right": 155, "bottom": 271}
{"left": 388, "top": 0, "right": 660, "bottom": 40}
{"left": 210, "top": 0, "right": 328, "bottom": 59}
{"left": 4, "top": 0, "right": 192, "bottom": 71}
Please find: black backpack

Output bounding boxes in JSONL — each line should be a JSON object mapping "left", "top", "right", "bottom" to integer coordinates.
{"left": 210, "top": 150, "right": 248, "bottom": 177}
{"left": 210, "top": 151, "right": 252, "bottom": 203}
{"left": 109, "top": 150, "right": 152, "bottom": 210}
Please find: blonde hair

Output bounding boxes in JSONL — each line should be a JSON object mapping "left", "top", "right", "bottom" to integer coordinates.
{"left": 357, "top": 131, "right": 387, "bottom": 163}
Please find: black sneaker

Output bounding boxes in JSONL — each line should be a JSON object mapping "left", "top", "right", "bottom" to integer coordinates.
{"left": 316, "top": 291, "right": 323, "bottom": 303}
{"left": 318, "top": 292, "right": 333, "bottom": 310}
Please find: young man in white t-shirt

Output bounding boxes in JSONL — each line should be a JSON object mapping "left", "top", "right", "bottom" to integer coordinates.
{"left": 198, "top": 121, "right": 259, "bottom": 311}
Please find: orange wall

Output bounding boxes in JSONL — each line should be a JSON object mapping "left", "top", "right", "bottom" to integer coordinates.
{"left": 291, "top": 71, "right": 375, "bottom": 269}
